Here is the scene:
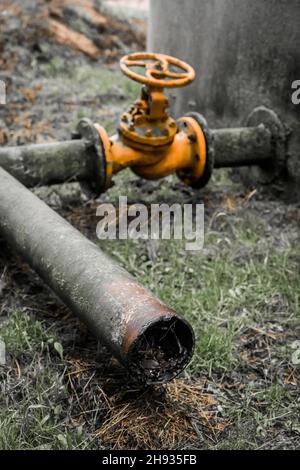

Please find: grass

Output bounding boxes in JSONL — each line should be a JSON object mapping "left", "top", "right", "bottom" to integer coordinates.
{"left": 41, "top": 60, "right": 140, "bottom": 101}
{"left": 0, "top": 311, "right": 54, "bottom": 355}
{"left": 0, "top": 312, "right": 93, "bottom": 450}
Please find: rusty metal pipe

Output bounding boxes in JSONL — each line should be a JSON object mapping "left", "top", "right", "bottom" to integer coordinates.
{"left": 0, "top": 166, "right": 194, "bottom": 384}
{"left": 0, "top": 120, "right": 107, "bottom": 193}
{"left": 212, "top": 125, "right": 273, "bottom": 168}
{"left": 0, "top": 124, "right": 273, "bottom": 186}
{"left": 0, "top": 114, "right": 279, "bottom": 194}
{"left": 0, "top": 140, "right": 89, "bottom": 186}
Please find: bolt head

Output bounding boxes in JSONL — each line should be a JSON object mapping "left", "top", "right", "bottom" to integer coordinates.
{"left": 188, "top": 133, "right": 197, "bottom": 143}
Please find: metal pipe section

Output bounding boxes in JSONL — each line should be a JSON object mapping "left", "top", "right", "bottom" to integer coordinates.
{"left": 0, "top": 124, "right": 274, "bottom": 186}
{"left": 0, "top": 119, "right": 107, "bottom": 194}
{"left": 212, "top": 125, "right": 272, "bottom": 168}
{"left": 0, "top": 167, "right": 194, "bottom": 384}
{"left": 0, "top": 140, "right": 88, "bottom": 186}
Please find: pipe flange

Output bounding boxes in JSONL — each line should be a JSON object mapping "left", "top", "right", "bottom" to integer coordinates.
{"left": 74, "top": 118, "right": 107, "bottom": 195}
{"left": 244, "top": 106, "right": 286, "bottom": 184}
{"left": 178, "top": 112, "right": 214, "bottom": 189}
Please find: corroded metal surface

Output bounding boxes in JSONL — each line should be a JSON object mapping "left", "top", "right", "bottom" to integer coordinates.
{"left": 0, "top": 119, "right": 106, "bottom": 194}
{"left": 212, "top": 126, "right": 272, "bottom": 168}
{"left": 0, "top": 167, "right": 194, "bottom": 384}
{"left": 0, "top": 109, "right": 284, "bottom": 193}
{"left": 0, "top": 140, "right": 88, "bottom": 186}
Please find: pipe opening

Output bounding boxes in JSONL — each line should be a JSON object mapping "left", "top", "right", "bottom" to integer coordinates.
{"left": 127, "top": 316, "right": 194, "bottom": 385}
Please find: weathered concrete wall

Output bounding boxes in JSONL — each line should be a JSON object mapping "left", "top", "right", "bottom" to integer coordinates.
{"left": 149, "top": 0, "right": 300, "bottom": 183}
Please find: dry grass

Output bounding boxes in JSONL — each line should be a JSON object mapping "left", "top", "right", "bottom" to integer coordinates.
{"left": 95, "top": 379, "right": 228, "bottom": 449}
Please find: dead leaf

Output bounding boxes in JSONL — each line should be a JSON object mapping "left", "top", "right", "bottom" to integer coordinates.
{"left": 47, "top": 18, "right": 100, "bottom": 58}
{"left": 13, "top": 113, "right": 32, "bottom": 129}
{"left": 223, "top": 195, "right": 237, "bottom": 212}
{"left": 20, "top": 85, "right": 43, "bottom": 103}
{"left": 0, "top": 129, "right": 9, "bottom": 145}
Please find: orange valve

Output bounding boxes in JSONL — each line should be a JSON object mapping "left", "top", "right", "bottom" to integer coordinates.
{"left": 90, "top": 52, "right": 212, "bottom": 191}
{"left": 118, "top": 53, "right": 197, "bottom": 151}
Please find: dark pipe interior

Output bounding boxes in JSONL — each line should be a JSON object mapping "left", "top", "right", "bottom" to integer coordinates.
{"left": 127, "top": 316, "right": 194, "bottom": 385}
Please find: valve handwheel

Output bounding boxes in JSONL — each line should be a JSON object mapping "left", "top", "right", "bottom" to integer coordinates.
{"left": 120, "top": 52, "right": 196, "bottom": 88}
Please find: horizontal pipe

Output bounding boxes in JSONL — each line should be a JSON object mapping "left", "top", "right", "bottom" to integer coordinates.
{"left": 212, "top": 125, "right": 272, "bottom": 168}
{"left": 0, "top": 122, "right": 273, "bottom": 193}
{"left": 0, "top": 140, "right": 90, "bottom": 187}
{"left": 0, "top": 119, "right": 107, "bottom": 193}
{"left": 0, "top": 167, "right": 194, "bottom": 384}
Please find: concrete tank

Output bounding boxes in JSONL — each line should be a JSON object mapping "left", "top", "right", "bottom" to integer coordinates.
{"left": 149, "top": 0, "right": 300, "bottom": 184}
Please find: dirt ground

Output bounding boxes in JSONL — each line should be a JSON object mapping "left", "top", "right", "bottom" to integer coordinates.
{"left": 0, "top": 0, "right": 299, "bottom": 450}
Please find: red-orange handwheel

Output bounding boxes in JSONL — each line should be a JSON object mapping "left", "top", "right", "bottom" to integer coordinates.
{"left": 120, "top": 52, "right": 196, "bottom": 88}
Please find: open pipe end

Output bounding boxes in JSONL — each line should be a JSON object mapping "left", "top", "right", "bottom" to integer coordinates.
{"left": 126, "top": 316, "right": 195, "bottom": 385}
